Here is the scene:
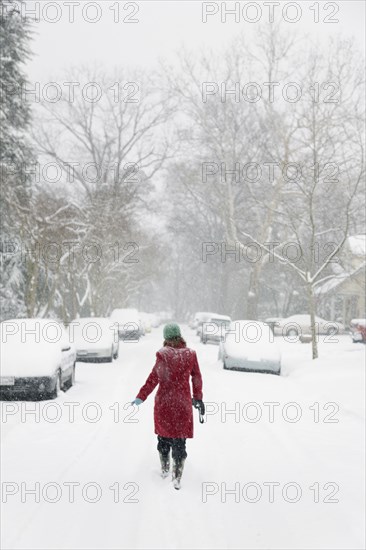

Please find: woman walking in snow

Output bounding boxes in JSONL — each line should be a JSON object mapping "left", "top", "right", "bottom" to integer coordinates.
{"left": 131, "top": 323, "right": 204, "bottom": 490}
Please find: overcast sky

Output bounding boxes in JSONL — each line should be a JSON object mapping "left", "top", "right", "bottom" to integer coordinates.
{"left": 25, "top": 1, "right": 365, "bottom": 81}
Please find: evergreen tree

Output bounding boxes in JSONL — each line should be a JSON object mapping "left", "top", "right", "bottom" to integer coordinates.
{"left": 0, "top": 0, "right": 34, "bottom": 319}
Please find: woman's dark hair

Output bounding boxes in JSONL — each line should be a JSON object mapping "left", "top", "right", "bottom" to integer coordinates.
{"left": 163, "top": 335, "right": 186, "bottom": 348}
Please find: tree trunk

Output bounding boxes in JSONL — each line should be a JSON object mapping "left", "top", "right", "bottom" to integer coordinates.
{"left": 219, "top": 263, "right": 229, "bottom": 314}
{"left": 246, "top": 265, "right": 260, "bottom": 319}
{"left": 26, "top": 258, "right": 39, "bottom": 318}
{"left": 307, "top": 282, "right": 318, "bottom": 360}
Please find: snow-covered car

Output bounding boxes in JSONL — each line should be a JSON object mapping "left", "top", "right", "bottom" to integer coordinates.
{"left": 188, "top": 316, "right": 196, "bottom": 329}
{"left": 271, "top": 314, "right": 344, "bottom": 337}
{"left": 157, "top": 311, "right": 173, "bottom": 324}
{"left": 350, "top": 319, "right": 366, "bottom": 343}
{"left": 139, "top": 312, "right": 152, "bottom": 334}
{"left": 68, "top": 317, "right": 119, "bottom": 362}
{"left": 190, "top": 312, "right": 202, "bottom": 331}
{"left": 149, "top": 313, "right": 160, "bottom": 328}
{"left": 110, "top": 308, "right": 143, "bottom": 340}
{"left": 218, "top": 320, "right": 281, "bottom": 375}
{"left": 0, "top": 318, "right": 76, "bottom": 399}
{"left": 201, "top": 314, "right": 231, "bottom": 344}
{"left": 194, "top": 311, "right": 215, "bottom": 336}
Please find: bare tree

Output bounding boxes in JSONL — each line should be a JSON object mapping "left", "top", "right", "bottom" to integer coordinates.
{"left": 29, "top": 67, "right": 175, "bottom": 319}
{"left": 162, "top": 26, "right": 302, "bottom": 319}
{"left": 163, "top": 28, "right": 365, "bottom": 357}
{"left": 240, "top": 38, "right": 365, "bottom": 358}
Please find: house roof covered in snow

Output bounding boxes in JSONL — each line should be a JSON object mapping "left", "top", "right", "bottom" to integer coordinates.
{"left": 346, "top": 234, "right": 366, "bottom": 257}
{"left": 315, "top": 262, "right": 366, "bottom": 295}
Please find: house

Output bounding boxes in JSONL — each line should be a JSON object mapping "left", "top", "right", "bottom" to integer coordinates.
{"left": 316, "top": 235, "right": 366, "bottom": 326}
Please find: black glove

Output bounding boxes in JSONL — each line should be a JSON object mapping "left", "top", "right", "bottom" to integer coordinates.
{"left": 192, "top": 398, "right": 205, "bottom": 416}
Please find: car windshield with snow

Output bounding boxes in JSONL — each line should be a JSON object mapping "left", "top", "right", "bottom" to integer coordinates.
{"left": 110, "top": 308, "right": 143, "bottom": 340}
{"left": 201, "top": 314, "right": 232, "bottom": 344}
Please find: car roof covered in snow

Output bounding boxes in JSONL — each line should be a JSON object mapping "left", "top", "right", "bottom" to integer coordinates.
{"left": 350, "top": 319, "right": 366, "bottom": 327}
{"left": 0, "top": 318, "right": 67, "bottom": 348}
{"left": 2, "top": 318, "right": 63, "bottom": 325}
{"left": 110, "top": 308, "right": 139, "bottom": 321}
{"left": 209, "top": 314, "right": 231, "bottom": 321}
{"left": 283, "top": 314, "right": 326, "bottom": 322}
{"left": 70, "top": 317, "right": 111, "bottom": 325}
{"left": 194, "top": 312, "right": 217, "bottom": 322}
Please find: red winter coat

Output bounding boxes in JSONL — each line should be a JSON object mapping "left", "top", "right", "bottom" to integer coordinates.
{"left": 137, "top": 344, "right": 203, "bottom": 439}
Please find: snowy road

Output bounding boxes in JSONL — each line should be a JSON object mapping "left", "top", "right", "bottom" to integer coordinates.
{"left": 1, "top": 328, "right": 365, "bottom": 550}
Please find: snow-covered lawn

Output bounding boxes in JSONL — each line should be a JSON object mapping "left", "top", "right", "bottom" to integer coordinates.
{"left": 1, "top": 328, "right": 364, "bottom": 549}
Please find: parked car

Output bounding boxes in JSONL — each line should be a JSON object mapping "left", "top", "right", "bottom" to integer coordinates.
{"left": 201, "top": 314, "right": 231, "bottom": 344}
{"left": 149, "top": 313, "right": 160, "bottom": 328}
{"left": 188, "top": 315, "right": 196, "bottom": 329}
{"left": 193, "top": 312, "right": 215, "bottom": 336}
{"left": 139, "top": 312, "right": 152, "bottom": 334}
{"left": 189, "top": 312, "right": 205, "bottom": 331}
{"left": 267, "top": 314, "right": 345, "bottom": 337}
{"left": 350, "top": 319, "right": 366, "bottom": 343}
{"left": 0, "top": 318, "right": 76, "bottom": 399}
{"left": 110, "top": 308, "right": 143, "bottom": 340}
{"left": 218, "top": 320, "right": 281, "bottom": 375}
{"left": 69, "top": 317, "right": 119, "bottom": 362}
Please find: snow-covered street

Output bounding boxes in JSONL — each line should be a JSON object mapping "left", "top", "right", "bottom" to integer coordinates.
{"left": 1, "top": 328, "right": 365, "bottom": 550}
{"left": 1, "top": 1, "right": 365, "bottom": 548}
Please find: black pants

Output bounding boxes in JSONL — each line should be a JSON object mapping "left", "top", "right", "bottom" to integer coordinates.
{"left": 157, "top": 436, "right": 187, "bottom": 461}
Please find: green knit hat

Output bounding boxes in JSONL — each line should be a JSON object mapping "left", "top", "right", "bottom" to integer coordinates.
{"left": 163, "top": 323, "right": 181, "bottom": 340}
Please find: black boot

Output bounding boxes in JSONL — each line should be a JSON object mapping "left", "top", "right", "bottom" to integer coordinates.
{"left": 159, "top": 452, "right": 170, "bottom": 478}
{"left": 172, "top": 458, "right": 186, "bottom": 490}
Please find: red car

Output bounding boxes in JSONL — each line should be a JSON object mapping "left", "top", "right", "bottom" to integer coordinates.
{"left": 350, "top": 319, "right": 366, "bottom": 343}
